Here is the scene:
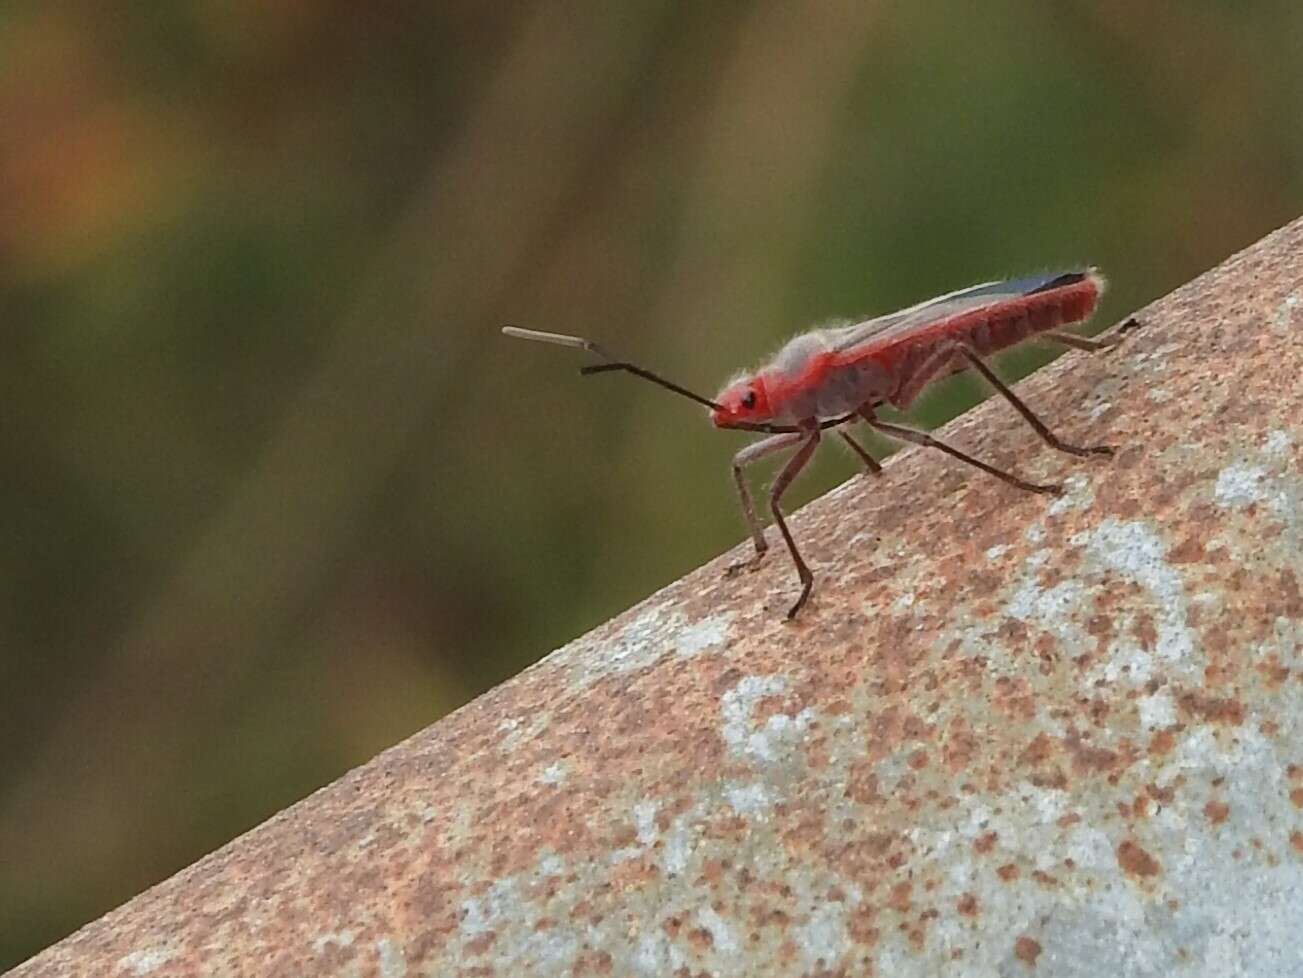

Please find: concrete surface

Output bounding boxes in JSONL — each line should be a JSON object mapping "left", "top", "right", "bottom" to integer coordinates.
{"left": 11, "top": 215, "right": 1303, "bottom": 977}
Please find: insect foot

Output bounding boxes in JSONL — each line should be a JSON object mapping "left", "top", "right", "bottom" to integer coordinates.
{"left": 724, "top": 550, "right": 767, "bottom": 578}
{"left": 1100, "top": 316, "right": 1142, "bottom": 350}
{"left": 1051, "top": 439, "right": 1114, "bottom": 459}
{"left": 783, "top": 570, "right": 815, "bottom": 621}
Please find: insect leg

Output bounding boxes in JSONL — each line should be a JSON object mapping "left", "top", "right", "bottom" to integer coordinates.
{"left": 768, "top": 429, "right": 821, "bottom": 619}
{"left": 838, "top": 430, "right": 883, "bottom": 476}
{"left": 729, "top": 432, "right": 807, "bottom": 561}
{"left": 958, "top": 346, "right": 1114, "bottom": 457}
{"left": 862, "top": 408, "right": 1061, "bottom": 496}
{"left": 1044, "top": 316, "right": 1141, "bottom": 351}
{"left": 1041, "top": 330, "right": 1121, "bottom": 353}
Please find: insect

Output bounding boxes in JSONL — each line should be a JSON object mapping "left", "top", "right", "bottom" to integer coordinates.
{"left": 504, "top": 269, "right": 1128, "bottom": 619}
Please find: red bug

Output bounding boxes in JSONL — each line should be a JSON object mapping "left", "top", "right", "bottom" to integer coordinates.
{"left": 504, "top": 269, "right": 1129, "bottom": 619}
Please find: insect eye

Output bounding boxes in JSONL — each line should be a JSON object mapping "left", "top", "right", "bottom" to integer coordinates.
{"left": 741, "top": 390, "right": 757, "bottom": 410}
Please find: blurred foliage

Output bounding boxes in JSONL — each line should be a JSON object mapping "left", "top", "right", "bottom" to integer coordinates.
{"left": 2, "top": 0, "right": 1301, "bottom": 966}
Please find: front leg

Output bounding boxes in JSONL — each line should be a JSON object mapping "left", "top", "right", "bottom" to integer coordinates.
{"left": 768, "top": 428, "right": 822, "bottom": 619}
{"left": 726, "top": 431, "right": 806, "bottom": 575}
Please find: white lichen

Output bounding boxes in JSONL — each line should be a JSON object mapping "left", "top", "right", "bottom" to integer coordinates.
{"left": 1214, "top": 463, "right": 1267, "bottom": 508}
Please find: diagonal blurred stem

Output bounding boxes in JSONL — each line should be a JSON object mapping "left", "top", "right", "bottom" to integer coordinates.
{"left": 606, "top": 1, "right": 879, "bottom": 541}
{"left": 0, "top": 0, "right": 672, "bottom": 907}
{"left": 652, "top": 2, "right": 879, "bottom": 346}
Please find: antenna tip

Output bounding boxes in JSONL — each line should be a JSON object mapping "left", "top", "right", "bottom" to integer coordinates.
{"left": 500, "top": 326, "right": 594, "bottom": 352}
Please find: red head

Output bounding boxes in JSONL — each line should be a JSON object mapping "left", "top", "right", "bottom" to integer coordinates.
{"left": 711, "top": 375, "right": 772, "bottom": 428}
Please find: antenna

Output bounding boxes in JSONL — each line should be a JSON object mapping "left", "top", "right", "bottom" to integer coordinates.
{"left": 501, "top": 326, "right": 725, "bottom": 412}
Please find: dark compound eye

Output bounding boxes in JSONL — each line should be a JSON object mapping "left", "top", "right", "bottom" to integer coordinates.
{"left": 741, "top": 390, "right": 757, "bottom": 410}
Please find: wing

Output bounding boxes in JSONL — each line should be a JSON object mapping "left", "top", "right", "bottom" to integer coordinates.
{"left": 828, "top": 271, "right": 1090, "bottom": 354}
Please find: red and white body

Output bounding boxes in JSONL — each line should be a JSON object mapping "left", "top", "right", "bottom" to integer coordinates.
{"left": 504, "top": 266, "right": 1123, "bottom": 619}
{"left": 711, "top": 270, "right": 1104, "bottom": 428}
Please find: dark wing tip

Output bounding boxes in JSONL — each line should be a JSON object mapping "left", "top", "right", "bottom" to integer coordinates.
{"left": 1027, "top": 271, "right": 1090, "bottom": 295}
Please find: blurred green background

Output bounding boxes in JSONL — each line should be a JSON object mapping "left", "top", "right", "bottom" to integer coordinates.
{"left": 2, "top": 1, "right": 1301, "bottom": 966}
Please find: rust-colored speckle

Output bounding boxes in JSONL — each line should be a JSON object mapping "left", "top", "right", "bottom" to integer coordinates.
{"left": 848, "top": 906, "right": 880, "bottom": 946}
{"left": 997, "top": 617, "right": 1029, "bottom": 642}
{"left": 749, "top": 906, "right": 790, "bottom": 930}
{"left": 1204, "top": 800, "right": 1230, "bottom": 825}
{"left": 1019, "top": 733, "right": 1055, "bottom": 767}
{"left": 1280, "top": 569, "right": 1302, "bottom": 617}
{"left": 1132, "top": 613, "right": 1159, "bottom": 651}
{"left": 1291, "top": 832, "right": 1303, "bottom": 856}
{"left": 610, "top": 856, "right": 658, "bottom": 889}
{"left": 464, "top": 931, "right": 496, "bottom": 955}
{"left": 845, "top": 761, "right": 882, "bottom": 805}
{"left": 777, "top": 938, "right": 797, "bottom": 964}
{"left": 687, "top": 926, "right": 714, "bottom": 951}
{"left": 973, "top": 831, "right": 998, "bottom": 855}
{"left": 1178, "top": 691, "right": 1245, "bottom": 726}
{"left": 1117, "top": 840, "right": 1161, "bottom": 878}
{"left": 888, "top": 881, "right": 912, "bottom": 912}
{"left": 1065, "top": 732, "right": 1124, "bottom": 776}
{"left": 1167, "top": 535, "right": 1207, "bottom": 563}
{"left": 1257, "top": 656, "right": 1290, "bottom": 687}
{"left": 942, "top": 722, "right": 977, "bottom": 772}
{"left": 993, "top": 676, "right": 1036, "bottom": 720}
{"left": 957, "top": 893, "right": 979, "bottom": 917}
{"left": 1015, "top": 936, "right": 1043, "bottom": 966}
{"left": 996, "top": 863, "right": 1019, "bottom": 882}
{"left": 1147, "top": 782, "right": 1176, "bottom": 804}
{"left": 1290, "top": 788, "right": 1303, "bottom": 809}
{"left": 699, "top": 859, "right": 725, "bottom": 886}
{"left": 1148, "top": 729, "right": 1177, "bottom": 756}
{"left": 1028, "top": 765, "right": 1069, "bottom": 790}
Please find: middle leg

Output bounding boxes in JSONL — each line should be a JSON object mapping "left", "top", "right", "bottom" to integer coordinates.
{"left": 838, "top": 430, "right": 883, "bottom": 476}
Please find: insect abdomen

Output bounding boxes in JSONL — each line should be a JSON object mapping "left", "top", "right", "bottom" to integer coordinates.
{"left": 949, "top": 275, "right": 1101, "bottom": 357}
